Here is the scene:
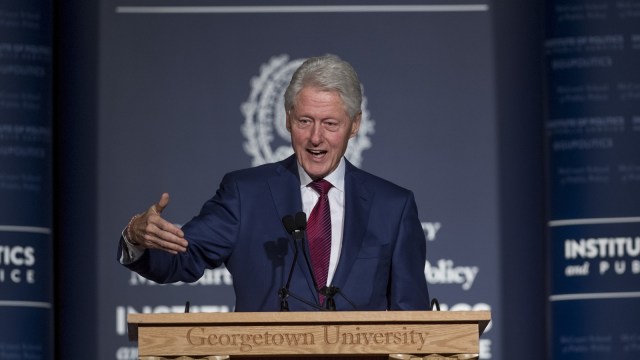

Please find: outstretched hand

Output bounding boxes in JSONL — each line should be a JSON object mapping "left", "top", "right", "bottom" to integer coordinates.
{"left": 127, "top": 193, "right": 188, "bottom": 254}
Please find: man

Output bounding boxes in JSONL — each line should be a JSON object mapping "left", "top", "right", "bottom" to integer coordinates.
{"left": 119, "top": 54, "right": 430, "bottom": 311}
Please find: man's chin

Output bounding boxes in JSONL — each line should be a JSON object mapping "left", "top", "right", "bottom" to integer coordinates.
{"left": 301, "top": 164, "right": 331, "bottom": 180}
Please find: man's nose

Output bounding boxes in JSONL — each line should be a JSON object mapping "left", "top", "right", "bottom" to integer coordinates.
{"left": 310, "top": 123, "right": 323, "bottom": 143}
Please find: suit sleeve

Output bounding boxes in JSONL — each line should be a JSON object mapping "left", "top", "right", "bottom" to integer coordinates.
{"left": 116, "top": 173, "right": 241, "bottom": 284}
{"left": 388, "top": 191, "right": 430, "bottom": 310}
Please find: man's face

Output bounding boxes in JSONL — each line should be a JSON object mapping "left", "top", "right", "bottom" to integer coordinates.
{"left": 286, "top": 86, "right": 361, "bottom": 180}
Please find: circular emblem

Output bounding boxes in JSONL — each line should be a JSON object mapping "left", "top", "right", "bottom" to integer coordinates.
{"left": 241, "top": 54, "right": 374, "bottom": 167}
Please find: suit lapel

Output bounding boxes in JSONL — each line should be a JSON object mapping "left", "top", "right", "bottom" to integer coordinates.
{"left": 267, "top": 155, "right": 302, "bottom": 222}
{"left": 331, "top": 161, "right": 372, "bottom": 288}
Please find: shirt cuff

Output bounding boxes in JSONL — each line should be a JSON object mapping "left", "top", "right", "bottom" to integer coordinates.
{"left": 119, "top": 229, "right": 146, "bottom": 264}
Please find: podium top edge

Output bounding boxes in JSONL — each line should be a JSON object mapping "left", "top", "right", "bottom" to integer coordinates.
{"left": 128, "top": 310, "right": 491, "bottom": 325}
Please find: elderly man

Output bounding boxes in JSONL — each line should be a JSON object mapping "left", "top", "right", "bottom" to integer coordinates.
{"left": 118, "top": 54, "right": 430, "bottom": 311}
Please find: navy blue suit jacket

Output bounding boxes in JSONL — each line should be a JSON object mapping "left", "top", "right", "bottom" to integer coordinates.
{"left": 120, "top": 155, "right": 429, "bottom": 311}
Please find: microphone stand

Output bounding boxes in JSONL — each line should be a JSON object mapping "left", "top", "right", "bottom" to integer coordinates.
{"left": 278, "top": 236, "right": 324, "bottom": 311}
{"left": 320, "top": 286, "right": 338, "bottom": 311}
{"left": 281, "top": 212, "right": 342, "bottom": 311}
{"left": 292, "top": 213, "right": 325, "bottom": 306}
{"left": 279, "top": 215, "right": 297, "bottom": 311}
{"left": 319, "top": 285, "right": 357, "bottom": 311}
{"left": 300, "top": 237, "right": 320, "bottom": 298}
{"left": 279, "top": 213, "right": 324, "bottom": 311}
{"left": 279, "top": 233, "right": 299, "bottom": 311}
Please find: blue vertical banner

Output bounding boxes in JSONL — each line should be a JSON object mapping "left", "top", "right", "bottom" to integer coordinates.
{"left": 545, "top": 1, "right": 640, "bottom": 358}
{"left": 0, "top": 1, "right": 53, "bottom": 359}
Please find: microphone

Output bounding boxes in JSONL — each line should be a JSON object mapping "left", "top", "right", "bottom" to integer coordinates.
{"left": 282, "top": 214, "right": 296, "bottom": 235}
{"left": 294, "top": 212, "right": 306, "bottom": 239}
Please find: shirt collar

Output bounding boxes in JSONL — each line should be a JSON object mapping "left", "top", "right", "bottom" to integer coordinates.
{"left": 297, "top": 157, "right": 346, "bottom": 192}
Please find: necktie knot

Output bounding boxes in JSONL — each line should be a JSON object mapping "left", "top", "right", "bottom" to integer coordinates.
{"left": 309, "top": 179, "right": 332, "bottom": 197}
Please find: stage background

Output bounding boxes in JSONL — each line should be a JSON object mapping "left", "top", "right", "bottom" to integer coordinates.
{"left": 103, "top": 2, "right": 502, "bottom": 359}
{"left": 47, "top": 0, "right": 559, "bottom": 359}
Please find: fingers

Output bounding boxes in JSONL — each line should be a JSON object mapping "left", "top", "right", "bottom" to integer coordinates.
{"left": 137, "top": 215, "right": 188, "bottom": 254}
{"left": 142, "top": 229, "right": 187, "bottom": 254}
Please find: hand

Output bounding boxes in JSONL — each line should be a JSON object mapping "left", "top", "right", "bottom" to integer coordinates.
{"left": 128, "top": 193, "right": 188, "bottom": 254}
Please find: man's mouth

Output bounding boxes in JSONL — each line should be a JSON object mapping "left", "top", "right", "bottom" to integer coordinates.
{"left": 307, "top": 149, "right": 327, "bottom": 158}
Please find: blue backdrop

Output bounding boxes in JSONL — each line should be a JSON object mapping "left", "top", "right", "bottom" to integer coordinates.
{"left": 26, "top": 0, "right": 558, "bottom": 359}
{"left": 98, "top": 3, "right": 500, "bottom": 359}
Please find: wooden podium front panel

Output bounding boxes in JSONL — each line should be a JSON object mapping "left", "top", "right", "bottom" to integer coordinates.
{"left": 138, "top": 323, "right": 478, "bottom": 357}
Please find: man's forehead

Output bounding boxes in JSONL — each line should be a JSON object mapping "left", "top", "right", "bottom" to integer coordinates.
{"left": 292, "top": 88, "right": 346, "bottom": 110}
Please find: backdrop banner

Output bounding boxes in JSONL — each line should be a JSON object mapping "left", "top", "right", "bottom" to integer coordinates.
{"left": 0, "top": 1, "right": 53, "bottom": 359}
{"left": 545, "top": 0, "right": 640, "bottom": 358}
{"left": 98, "top": 2, "right": 498, "bottom": 359}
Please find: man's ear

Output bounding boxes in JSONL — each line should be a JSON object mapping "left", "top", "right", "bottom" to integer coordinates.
{"left": 350, "top": 112, "right": 362, "bottom": 138}
{"left": 285, "top": 109, "right": 292, "bottom": 132}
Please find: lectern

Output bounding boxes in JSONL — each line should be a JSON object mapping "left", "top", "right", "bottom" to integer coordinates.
{"left": 128, "top": 310, "right": 490, "bottom": 359}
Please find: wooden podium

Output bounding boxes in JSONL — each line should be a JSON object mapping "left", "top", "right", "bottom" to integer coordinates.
{"left": 128, "top": 310, "right": 490, "bottom": 360}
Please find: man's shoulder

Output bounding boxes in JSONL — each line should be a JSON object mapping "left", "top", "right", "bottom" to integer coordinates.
{"left": 346, "top": 162, "right": 412, "bottom": 197}
{"left": 225, "top": 156, "right": 296, "bottom": 182}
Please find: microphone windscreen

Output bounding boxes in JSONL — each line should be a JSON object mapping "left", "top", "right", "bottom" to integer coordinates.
{"left": 295, "top": 212, "right": 307, "bottom": 230}
{"left": 282, "top": 215, "right": 296, "bottom": 234}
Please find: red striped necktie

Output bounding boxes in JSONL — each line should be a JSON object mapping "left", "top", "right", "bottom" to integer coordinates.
{"left": 307, "top": 178, "right": 333, "bottom": 304}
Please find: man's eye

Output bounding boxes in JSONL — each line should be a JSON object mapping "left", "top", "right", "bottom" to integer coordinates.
{"left": 323, "top": 122, "right": 339, "bottom": 130}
